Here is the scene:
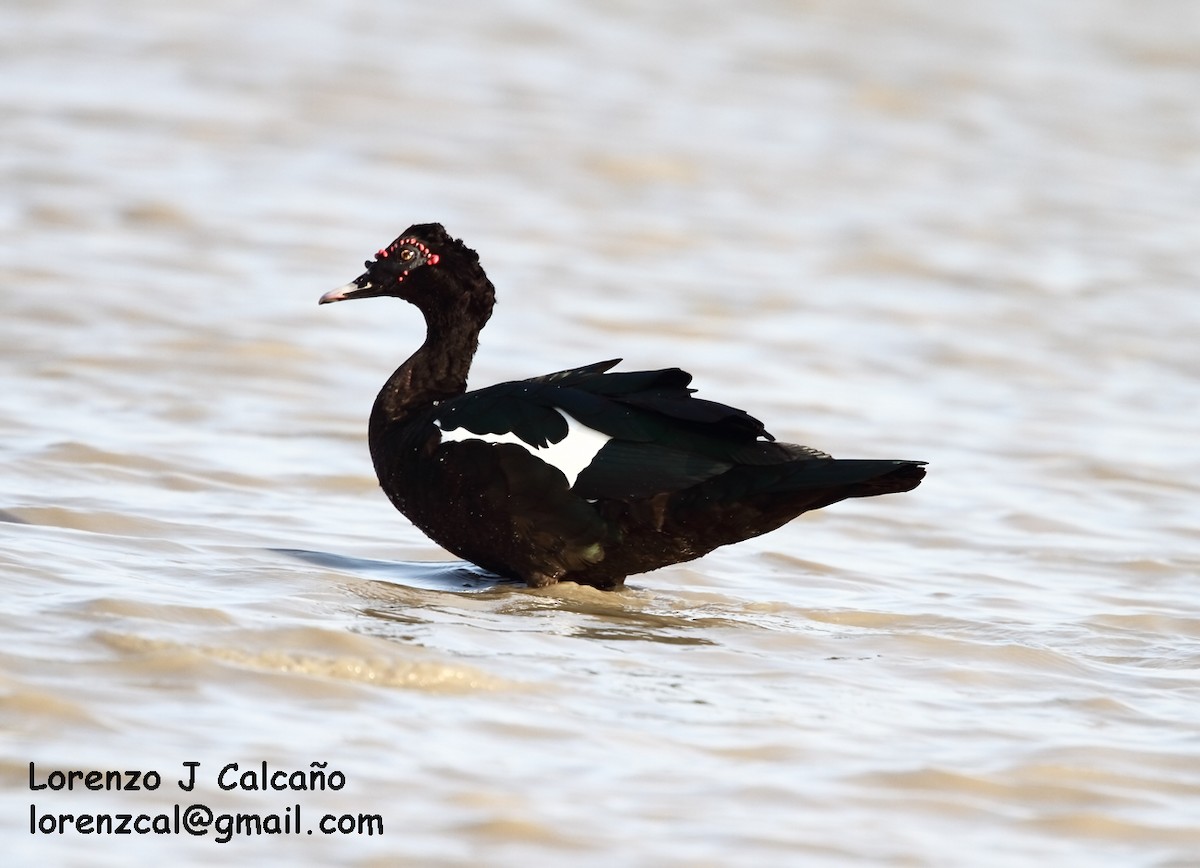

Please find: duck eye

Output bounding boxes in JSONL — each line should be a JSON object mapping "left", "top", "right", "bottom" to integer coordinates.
{"left": 399, "top": 248, "right": 416, "bottom": 263}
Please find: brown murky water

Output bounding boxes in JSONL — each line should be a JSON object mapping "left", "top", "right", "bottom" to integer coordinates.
{"left": 3, "top": 1, "right": 1199, "bottom": 865}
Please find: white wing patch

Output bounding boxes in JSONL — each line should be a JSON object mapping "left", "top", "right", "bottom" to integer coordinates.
{"left": 436, "top": 410, "right": 611, "bottom": 487}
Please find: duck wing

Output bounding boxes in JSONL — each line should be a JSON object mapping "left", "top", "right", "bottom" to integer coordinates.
{"left": 433, "top": 359, "right": 831, "bottom": 501}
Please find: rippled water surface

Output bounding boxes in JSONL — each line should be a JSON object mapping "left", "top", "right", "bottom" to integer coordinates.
{"left": 4, "top": 1, "right": 1199, "bottom": 865}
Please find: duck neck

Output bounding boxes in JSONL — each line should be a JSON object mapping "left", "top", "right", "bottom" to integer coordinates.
{"left": 369, "top": 305, "right": 488, "bottom": 430}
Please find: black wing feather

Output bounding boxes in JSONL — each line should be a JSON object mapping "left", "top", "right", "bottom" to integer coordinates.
{"left": 435, "top": 360, "right": 794, "bottom": 498}
{"left": 574, "top": 442, "right": 733, "bottom": 500}
{"left": 437, "top": 382, "right": 567, "bottom": 446}
{"left": 527, "top": 358, "right": 623, "bottom": 386}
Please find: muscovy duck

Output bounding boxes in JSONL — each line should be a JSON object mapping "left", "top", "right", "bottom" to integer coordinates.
{"left": 319, "top": 223, "right": 925, "bottom": 590}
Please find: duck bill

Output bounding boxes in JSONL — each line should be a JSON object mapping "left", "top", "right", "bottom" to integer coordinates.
{"left": 319, "top": 278, "right": 381, "bottom": 305}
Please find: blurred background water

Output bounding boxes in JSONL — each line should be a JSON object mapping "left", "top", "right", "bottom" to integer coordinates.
{"left": 3, "top": 0, "right": 1199, "bottom": 865}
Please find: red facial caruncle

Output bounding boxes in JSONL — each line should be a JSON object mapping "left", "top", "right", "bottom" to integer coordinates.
{"left": 375, "top": 237, "right": 441, "bottom": 284}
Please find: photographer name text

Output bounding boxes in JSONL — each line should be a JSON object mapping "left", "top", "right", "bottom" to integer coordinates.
{"left": 26, "top": 761, "right": 383, "bottom": 843}
{"left": 30, "top": 760, "right": 345, "bottom": 793}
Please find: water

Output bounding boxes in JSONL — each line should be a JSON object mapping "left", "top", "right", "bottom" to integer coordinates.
{"left": 3, "top": 0, "right": 1199, "bottom": 864}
